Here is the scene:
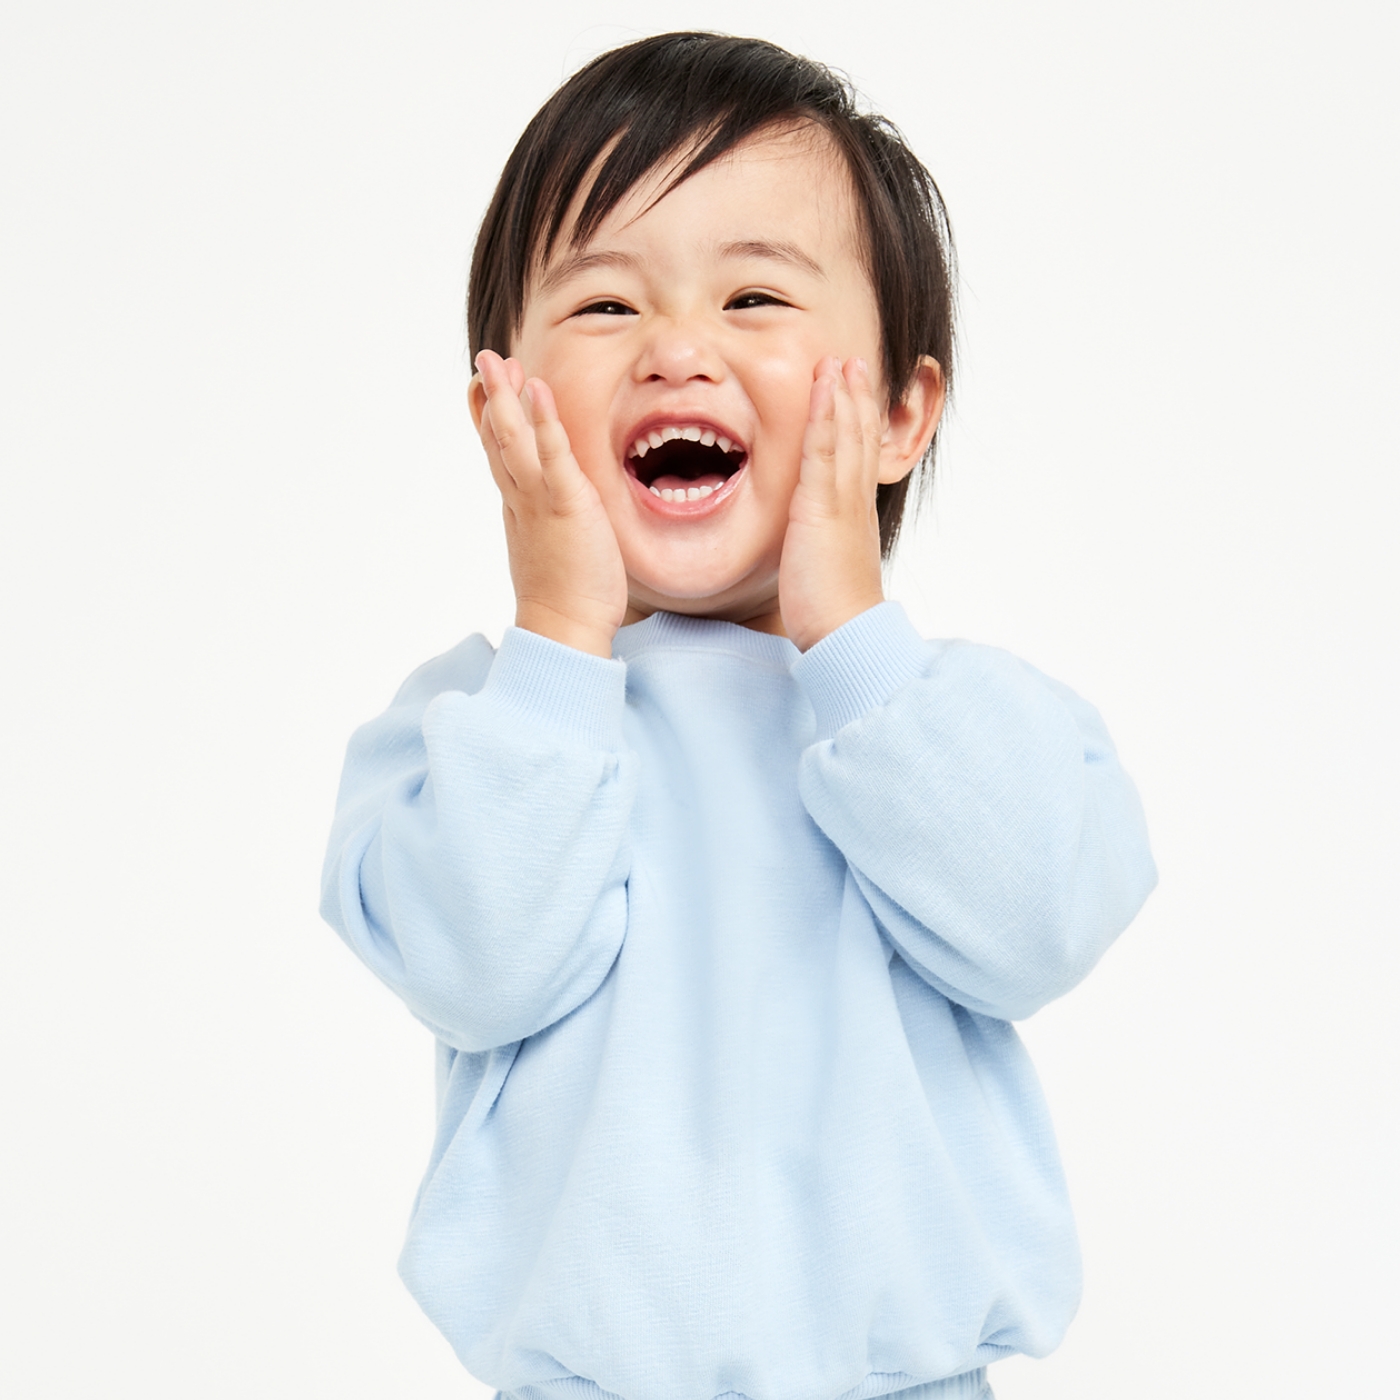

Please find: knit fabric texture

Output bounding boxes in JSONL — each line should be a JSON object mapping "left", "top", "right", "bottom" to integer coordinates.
{"left": 321, "top": 602, "right": 1156, "bottom": 1400}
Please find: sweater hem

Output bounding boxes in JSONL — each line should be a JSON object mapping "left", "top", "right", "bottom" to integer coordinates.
{"left": 494, "top": 1364, "right": 991, "bottom": 1400}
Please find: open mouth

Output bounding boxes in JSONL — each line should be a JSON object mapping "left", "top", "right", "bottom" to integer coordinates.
{"left": 625, "top": 425, "right": 747, "bottom": 502}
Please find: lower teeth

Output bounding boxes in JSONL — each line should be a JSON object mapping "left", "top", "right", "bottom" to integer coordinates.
{"left": 651, "top": 485, "right": 715, "bottom": 501}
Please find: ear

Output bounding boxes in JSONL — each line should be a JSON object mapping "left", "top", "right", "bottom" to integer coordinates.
{"left": 468, "top": 373, "right": 488, "bottom": 433}
{"left": 877, "top": 356, "right": 946, "bottom": 486}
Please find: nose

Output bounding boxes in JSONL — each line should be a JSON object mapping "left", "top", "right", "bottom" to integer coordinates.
{"left": 633, "top": 314, "right": 725, "bottom": 385}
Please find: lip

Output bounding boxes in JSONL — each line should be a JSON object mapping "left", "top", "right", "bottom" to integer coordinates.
{"left": 618, "top": 411, "right": 750, "bottom": 519}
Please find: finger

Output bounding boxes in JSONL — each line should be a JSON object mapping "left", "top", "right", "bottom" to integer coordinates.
{"left": 478, "top": 399, "right": 525, "bottom": 496}
{"left": 844, "top": 357, "right": 884, "bottom": 465}
{"left": 476, "top": 350, "right": 530, "bottom": 428}
{"left": 469, "top": 355, "right": 514, "bottom": 492}
{"left": 802, "top": 366, "right": 841, "bottom": 488}
{"left": 829, "top": 366, "right": 865, "bottom": 493}
{"left": 475, "top": 348, "right": 511, "bottom": 397}
{"left": 476, "top": 352, "right": 542, "bottom": 490}
{"left": 524, "top": 379, "right": 587, "bottom": 507}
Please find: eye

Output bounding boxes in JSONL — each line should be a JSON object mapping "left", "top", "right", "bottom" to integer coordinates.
{"left": 574, "top": 299, "right": 636, "bottom": 317}
{"left": 725, "top": 291, "right": 791, "bottom": 311}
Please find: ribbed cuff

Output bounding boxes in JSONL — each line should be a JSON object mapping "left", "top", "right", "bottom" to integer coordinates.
{"left": 479, "top": 625, "right": 627, "bottom": 749}
{"left": 791, "top": 601, "right": 930, "bottom": 739}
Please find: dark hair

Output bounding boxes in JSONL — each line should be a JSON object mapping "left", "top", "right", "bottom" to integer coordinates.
{"left": 467, "top": 32, "right": 956, "bottom": 556}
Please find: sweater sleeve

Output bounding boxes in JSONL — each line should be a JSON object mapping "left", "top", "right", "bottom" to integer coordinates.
{"left": 792, "top": 602, "right": 1157, "bottom": 1021}
{"left": 320, "top": 627, "right": 636, "bottom": 1052}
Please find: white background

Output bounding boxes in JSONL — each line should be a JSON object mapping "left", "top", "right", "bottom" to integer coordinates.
{"left": 3, "top": 2, "right": 1396, "bottom": 1396}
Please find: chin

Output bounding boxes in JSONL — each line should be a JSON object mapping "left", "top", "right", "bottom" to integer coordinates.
{"left": 628, "top": 589, "right": 780, "bottom": 629}
{"left": 627, "top": 562, "right": 773, "bottom": 615}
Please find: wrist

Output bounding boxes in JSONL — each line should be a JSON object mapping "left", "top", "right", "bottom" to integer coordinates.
{"left": 514, "top": 600, "right": 618, "bottom": 659}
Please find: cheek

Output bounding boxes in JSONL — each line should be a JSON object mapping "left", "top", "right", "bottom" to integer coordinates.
{"left": 748, "top": 345, "right": 817, "bottom": 429}
{"left": 527, "top": 354, "right": 616, "bottom": 469}
{"left": 747, "top": 361, "right": 816, "bottom": 497}
{"left": 525, "top": 345, "right": 590, "bottom": 412}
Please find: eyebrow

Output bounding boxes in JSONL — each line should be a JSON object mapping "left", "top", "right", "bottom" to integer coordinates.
{"left": 536, "top": 238, "right": 826, "bottom": 296}
{"left": 536, "top": 249, "right": 642, "bottom": 296}
{"left": 717, "top": 239, "right": 825, "bottom": 278}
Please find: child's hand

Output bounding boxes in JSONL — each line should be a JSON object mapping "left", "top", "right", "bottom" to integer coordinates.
{"left": 473, "top": 350, "right": 628, "bottom": 659}
{"left": 778, "top": 356, "right": 888, "bottom": 652}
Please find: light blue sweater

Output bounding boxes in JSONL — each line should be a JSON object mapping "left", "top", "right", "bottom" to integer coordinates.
{"left": 321, "top": 602, "right": 1156, "bottom": 1400}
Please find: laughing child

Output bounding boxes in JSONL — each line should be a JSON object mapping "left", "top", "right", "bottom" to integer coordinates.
{"left": 322, "top": 32, "right": 1156, "bottom": 1400}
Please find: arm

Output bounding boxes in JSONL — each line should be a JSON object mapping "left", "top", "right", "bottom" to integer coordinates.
{"left": 320, "top": 627, "right": 636, "bottom": 1052}
{"left": 794, "top": 602, "right": 1157, "bottom": 1021}
{"left": 322, "top": 348, "right": 635, "bottom": 1050}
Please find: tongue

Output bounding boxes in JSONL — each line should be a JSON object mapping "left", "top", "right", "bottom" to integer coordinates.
{"left": 650, "top": 472, "right": 729, "bottom": 492}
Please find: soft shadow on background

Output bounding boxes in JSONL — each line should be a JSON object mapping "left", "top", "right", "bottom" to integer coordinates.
{"left": 2, "top": 3, "right": 1395, "bottom": 1396}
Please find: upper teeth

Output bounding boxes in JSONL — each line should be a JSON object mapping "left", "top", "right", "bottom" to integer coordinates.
{"left": 630, "top": 425, "right": 738, "bottom": 459}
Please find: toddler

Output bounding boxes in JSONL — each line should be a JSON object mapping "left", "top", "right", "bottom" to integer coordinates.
{"left": 322, "top": 31, "right": 1156, "bottom": 1400}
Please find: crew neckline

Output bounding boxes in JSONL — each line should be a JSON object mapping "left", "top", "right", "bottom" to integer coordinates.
{"left": 612, "top": 610, "right": 799, "bottom": 667}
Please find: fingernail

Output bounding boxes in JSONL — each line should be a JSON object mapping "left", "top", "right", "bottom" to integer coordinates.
{"left": 855, "top": 357, "right": 868, "bottom": 375}
{"left": 522, "top": 382, "right": 535, "bottom": 409}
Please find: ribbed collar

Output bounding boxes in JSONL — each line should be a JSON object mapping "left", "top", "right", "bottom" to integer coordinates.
{"left": 612, "top": 610, "right": 799, "bottom": 668}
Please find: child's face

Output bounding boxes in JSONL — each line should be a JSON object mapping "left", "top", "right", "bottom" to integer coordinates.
{"left": 508, "top": 126, "right": 890, "bottom": 628}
